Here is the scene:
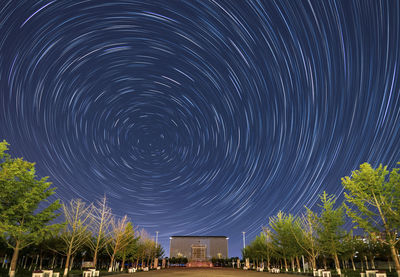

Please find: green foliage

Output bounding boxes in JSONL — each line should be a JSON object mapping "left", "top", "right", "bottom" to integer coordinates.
{"left": 0, "top": 140, "right": 61, "bottom": 250}
{"left": 269, "top": 211, "right": 302, "bottom": 260}
{"left": 342, "top": 162, "right": 400, "bottom": 237}
{"left": 315, "top": 191, "right": 346, "bottom": 257}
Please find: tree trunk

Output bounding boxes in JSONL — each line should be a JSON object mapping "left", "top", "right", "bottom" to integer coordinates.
{"left": 34, "top": 254, "right": 39, "bottom": 270}
{"left": 9, "top": 241, "right": 20, "bottom": 277}
{"left": 108, "top": 253, "right": 115, "bottom": 272}
{"left": 350, "top": 256, "right": 356, "bottom": 271}
{"left": 389, "top": 243, "right": 400, "bottom": 277}
{"left": 296, "top": 256, "right": 301, "bottom": 272}
{"left": 63, "top": 249, "right": 72, "bottom": 277}
{"left": 334, "top": 253, "right": 341, "bottom": 275}
{"left": 51, "top": 255, "right": 55, "bottom": 269}
{"left": 121, "top": 254, "right": 126, "bottom": 271}
{"left": 69, "top": 255, "right": 74, "bottom": 271}
{"left": 365, "top": 256, "right": 369, "bottom": 270}
{"left": 24, "top": 255, "right": 28, "bottom": 269}
{"left": 284, "top": 258, "right": 288, "bottom": 271}
{"left": 291, "top": 258, "right": 295, "bottom": 271}
{"left": 323, "top": 257, "right": 327, "bottom": 269}
{"left": 371, "top": 256, "right": 375, "bottom": 269}
{"left": 40, "top": 254, "right": 43, "bottom": 270}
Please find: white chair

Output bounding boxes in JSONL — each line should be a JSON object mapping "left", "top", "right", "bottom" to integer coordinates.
{"left": 157, "top": 266, "right": 161, "bottom": 270}
{"left": 243, "top": 266, "right": 248, "bottom": 270}
{"left": 82, "top": 271, "right": 92, "bottom": 277}
{"left": 314, "top": 270, "right": 319, "bottom": 276}
{"left": 143, "top": 267, "right": 149, "bottom": 271}
{"left": 257, "top": 266, "right": 264, "bottom": 272}
{"left": 43, "top": 270, "right": 53, "bottom": 277}
{"left": 322, "top": 271, "right": 331, "bottom": 277}
{"left": 366, "top": 270, "right": 379, "bottom": 277}
{"left": 376, "top": 273, "right": 387, "bottom": 277}
{"left": 32, "top": 274, "right": 44, "bottom": 277}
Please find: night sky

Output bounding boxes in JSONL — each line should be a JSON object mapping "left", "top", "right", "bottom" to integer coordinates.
{"left": 1, "top": 0, "right": 400, "bottom": 257}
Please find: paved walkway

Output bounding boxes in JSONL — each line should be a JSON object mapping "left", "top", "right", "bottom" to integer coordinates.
{"left": 113, "top": 268, "right": 299, "bottom": 277}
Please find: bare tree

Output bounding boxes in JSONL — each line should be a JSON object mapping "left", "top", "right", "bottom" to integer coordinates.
{"left": 292, "top": 208, "right": 320, "bottom": 270}
{"left": 60, "top": 199, "right": 93, "bottom": 277}
{"left": 87, "top": 195, "right": 113, "bottom": 268}
{"left": 106, "top": 215, "right": 135, "bottom": 272}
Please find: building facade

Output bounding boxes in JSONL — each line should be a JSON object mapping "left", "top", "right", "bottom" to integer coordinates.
{"left": 169, "top": 236, "right": 228, "bottom": 261}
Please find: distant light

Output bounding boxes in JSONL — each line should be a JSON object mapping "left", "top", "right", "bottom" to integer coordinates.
{"left": 170, "top": 237, "right": 172, "bottom": 240}
{"left": 226, "top": 237, "right": 229, "bottom": 240}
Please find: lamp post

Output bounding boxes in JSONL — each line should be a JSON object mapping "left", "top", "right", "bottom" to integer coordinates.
{"left": 156, "top": 231, "right": 159, "bottom": 246}
{"left": 242, "top": 232, "right": 246, "bottom": 249}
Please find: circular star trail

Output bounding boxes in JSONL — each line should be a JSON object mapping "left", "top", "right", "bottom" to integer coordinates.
{"left": 1, "top": 0, "right": 400, "bottom": 256}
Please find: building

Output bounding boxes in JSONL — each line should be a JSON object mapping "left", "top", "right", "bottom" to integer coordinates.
{"left": 169, "top": 236, "right": 228, "bottom": 261}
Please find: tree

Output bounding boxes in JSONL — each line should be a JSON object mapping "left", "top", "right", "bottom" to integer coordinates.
{"left": 87, "top": 195, "right": 113, "bottom": 268}
{"left": 106, "top": 216, "right": 135, "bottom": 272}
{"left": 59, "top": 199, "right": 92, "bottom": 277}
{"left": 260, "top": 228, "right": 274, "bottom": 270}
{"left": 269, "top": 212, "right": 302, "bottom": 271}
{"left": 340, "top": 231, "right": 358, "bottom": 271}
{"left": 0, "top": 140, "right": 61, "bottom": 277}
{"left": 315, "top": 192, "right": 346, "bottom": 275}
{"left": 342, "top": 162, "right": 400, "bottom": 277}
{"left": 292, "top": 208, "right": 319, "bottom": 270}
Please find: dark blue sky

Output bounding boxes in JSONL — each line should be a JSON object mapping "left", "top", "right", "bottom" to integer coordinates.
{"left": 1, "top": 0, "right": 399, "bottom": 257}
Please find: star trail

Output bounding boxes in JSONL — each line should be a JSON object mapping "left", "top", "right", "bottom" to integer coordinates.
{"left": 1, "top": 0, "right": 400, "bottom": 256}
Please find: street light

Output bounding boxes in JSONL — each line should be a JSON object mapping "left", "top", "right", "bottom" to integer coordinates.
{"left": 156, "top": 231, "right": 159, "bottom": 246}
{"left": 242, "top": 232, "right": 246, "bottom": 249}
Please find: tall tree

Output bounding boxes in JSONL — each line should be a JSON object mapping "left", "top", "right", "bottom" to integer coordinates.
{"left": 0, "top": 140, "right": 61, "bottom": 277}
{"left": 316, "top": 192, "right": 346, "bottom": 275}
{"left": 106, "top": 216, "right": 135, "bottom": 272}
{"left": 59, "top": 199, "right": 92, "bottom": 277}
{"left": 269, "top": 212, "right": 301, "bottom": 271}
{"left": 260, "top": 228, "right": 274, "bottom": 270}
{"left": 292, "top": 208, "right": 319, "bottom": 270}
{"left": 342, "top": 162, "right": 400, "bottom": 277}
{"left": 87, "top": 195, "right": 113, "bottom": 268}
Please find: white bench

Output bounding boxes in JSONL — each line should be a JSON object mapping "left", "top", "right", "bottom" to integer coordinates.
{"left": 82, "top": 271, "right": 92, "bottom": 277}
{"left": 128, "top": 268, "right": 137, "bottom": 273}
{"left": 271, "top": 268, "right": 280, "bottom": 273}
{"left": 366, "top": 270, "right": 379, "bottom": 277}
{"left": 88, "top": 269, "right": 99, "bottom": 277}
{"left": 32, "top": 274, "right": 44, "bottom": 277}
{"left": 53, "top": 273, "right": 60, "bottom": 277}
{"left": 143, "top": 267, "right": 149, "bottom": 272}
{"left": 376, "top": 273, "right": 387, "bottom": 277}
{"left": 322, "top": 271, "right": 331, "bottom": 277}
{"left": 43, "top": 270, "right": 53, "bottom": 277}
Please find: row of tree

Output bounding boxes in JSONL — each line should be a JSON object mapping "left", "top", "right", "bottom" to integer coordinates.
{"left": 0, "top": 140, "right": 163, "bottom": 277}
{"left": 243, "top": 162, "right": 400, "bottom": 277}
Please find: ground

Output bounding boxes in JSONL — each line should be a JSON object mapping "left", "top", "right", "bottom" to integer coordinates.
{"left": 114, "top": 268, "right": 296, "bottom": 277}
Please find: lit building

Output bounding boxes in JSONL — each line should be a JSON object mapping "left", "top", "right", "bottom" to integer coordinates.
{"left": 169, "top": 236, "right": 228, "bottom": 261}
